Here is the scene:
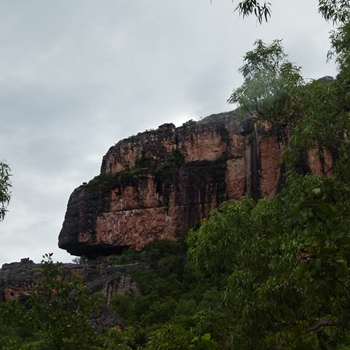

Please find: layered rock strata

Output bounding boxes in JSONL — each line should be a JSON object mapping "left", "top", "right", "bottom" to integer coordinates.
{"left": 59, "top": 111, "right": 330, "bottom": 257}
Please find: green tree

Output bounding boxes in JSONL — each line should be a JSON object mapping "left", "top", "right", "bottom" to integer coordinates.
{"left": 144, "top": 324, "right": 192, "bottom": 350}
{"left": 188, "top": 12, "right": 350, "bottom": 348}
{"left": 228, "top": 39, "right": 304, "bottom": 127}
{"left": 143, "top": 323, "right": 219, "bottom": 350}
{"left": 227, "top": 37, "right": 350, "bottom": 180}
{"left": 102, "top": 327, "right": 137, "bottom": 350}
{"left": 188, "top": 176, "right": 350, "bottom": 349}
{"left": 0, "top": 253, "right": 101, "bottom": 349}
{"left": 0, "top": 161, "right": 11, "bottom": 221}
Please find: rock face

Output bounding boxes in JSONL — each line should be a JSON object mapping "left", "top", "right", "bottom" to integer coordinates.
{"left": 0, "top": 258, "right": 40, "bottom": 302}
{"left": 0, "top": 258, "right": 140, "bottom": 304}
{"left": 0, "top": 258, "right": 139, "bottom": 330}
{"left": 59, "top": 111, "right": 331, "bottom": 257}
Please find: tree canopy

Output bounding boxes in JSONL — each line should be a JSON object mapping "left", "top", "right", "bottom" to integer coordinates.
{"left": 186, "top": 5, "right": 350, "bottom": 348}
{"left": 227, "top": 39, "right": 304, "bottom": 126}
{"left": 188, "top": 176, "right": 350, "bottom": 348}
{"left": 0, "top": 254, "right": 101, "bottom": 349}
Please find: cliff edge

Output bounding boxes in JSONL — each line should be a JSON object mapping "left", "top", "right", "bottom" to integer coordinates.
{"left": 59, "top": 111, "right": 327, "bottom": 257}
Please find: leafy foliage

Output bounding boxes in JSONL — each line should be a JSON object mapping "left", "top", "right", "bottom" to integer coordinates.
{"left": 103, "top": 240, "right": 225, "bottom": 348}
{"left": 228, "top": 39, "right": 304, "bottom": 126}
{"left": 319, "top": 0, "right": 350, "bottom": 23}
{"left": 187, "top": 7, "right": 350, "bottom": 349}
{"left": 85, "top": 169, "right": 146, "bottom": 193}
{"left": 102, "top": 327, "right": 138, "bottom": 350}
{"left": 232, "top": 0, "right": 350, "bottom": 24}
{"left": 0, "top": 161, "right": 11, "bottom": 221}
{"left": 187, "top": 175, "right": 350, "bottom": 349}
{"left": 0, "top": 254, "right": 101, "bottom": 349}
{"left": 234, "top": 0, "right": 272, "bottom": 24}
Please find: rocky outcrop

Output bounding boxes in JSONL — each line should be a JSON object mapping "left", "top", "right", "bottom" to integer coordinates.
{"left": 0, "top": 258, "right": 40, "bottom": 302}
{"left": 0, "top": 258, "right": 140, "bottom": 304}
{"left": 0, "top": 258, "right": 136, "bottom": 331}
{"left": 92, "top": 305, "right": 124, "bottom": 333}
{"left": 59, "top": 111, "right": 331, "bottom": 257}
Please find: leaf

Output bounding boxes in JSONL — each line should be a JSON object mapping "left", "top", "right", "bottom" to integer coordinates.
{"left": 295, "top": 262, "right": 309, "bottom": 280}
{"left": 312, "top": 187, "right": 321, "bottom": 195}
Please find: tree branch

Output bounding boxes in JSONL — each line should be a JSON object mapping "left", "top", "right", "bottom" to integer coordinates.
{"left": 307, "top": 319, "right": 339, "bottom": 332}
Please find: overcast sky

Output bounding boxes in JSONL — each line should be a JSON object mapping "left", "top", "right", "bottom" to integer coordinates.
{"left": 0, "top": 0, "right": 338, "bottom": 266}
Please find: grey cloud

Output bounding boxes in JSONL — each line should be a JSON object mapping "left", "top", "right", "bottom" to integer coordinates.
{"left": 0, "top": 0, "right": 338, "bottom": 265}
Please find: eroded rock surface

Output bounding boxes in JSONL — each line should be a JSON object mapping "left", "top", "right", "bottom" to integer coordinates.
{"left": 59, "top": 111, "right": 331, "bottom": 257}
{"left": 0, "top": 258, "right": 136, "bottom": 331}
{"left": 0, "top": 258, "right": 140, "bottom": 304}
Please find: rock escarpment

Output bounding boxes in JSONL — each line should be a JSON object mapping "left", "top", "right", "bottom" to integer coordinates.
{"left": 0, "top": 258, "right": 141, "bottom": 330}
{"left": 0, "top": 258, "right": 140, "bottom": 304}
{"left": 59, "top": 111, "right": 329, "bottom": 257}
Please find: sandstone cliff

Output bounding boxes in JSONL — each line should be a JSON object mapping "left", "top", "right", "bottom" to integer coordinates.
{"left": 59, "top": 111, "right": 329, "bottom": 257}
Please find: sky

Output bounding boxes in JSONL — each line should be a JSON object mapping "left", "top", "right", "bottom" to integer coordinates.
{"left": 0, "top": 0, "right": 338, "bottom": 266}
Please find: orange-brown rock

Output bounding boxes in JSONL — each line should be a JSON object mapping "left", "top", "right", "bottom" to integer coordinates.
{"left": 58, "top": 111, "right": 330, "bottom": 257}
